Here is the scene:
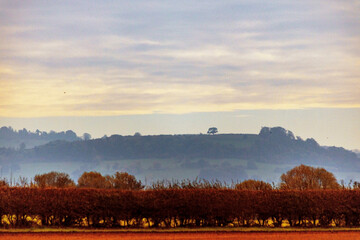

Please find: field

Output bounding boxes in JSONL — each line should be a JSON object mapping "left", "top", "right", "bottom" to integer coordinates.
{"left": 1, "top": 232, "right": 360, "bottom": 240}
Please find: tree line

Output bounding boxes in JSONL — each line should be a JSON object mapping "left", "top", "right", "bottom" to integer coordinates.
{"left": 1, "top": 164, "right": 358, "bottom": 190}
{"left": 0, "top": 171, "right": 144, "bottom": 190}
{"left": 0, "top": 126, "right": 93, "bottom": 142}
{"left": 0, "top": 126, "right": 93, "bottom": 150}
{"left": 0, "top": 165, "right": 360, "bottom": 228}
{"left": 3, "top": 127, "right": 358, "bottom": 171}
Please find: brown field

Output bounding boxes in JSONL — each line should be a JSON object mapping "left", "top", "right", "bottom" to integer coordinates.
{"left": 1, "top": 232, "right": 360, "bottom": 240}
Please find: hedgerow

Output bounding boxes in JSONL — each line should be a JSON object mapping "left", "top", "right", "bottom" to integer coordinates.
{"left": 1, "top": 188, "right": 360, "bottom": 228}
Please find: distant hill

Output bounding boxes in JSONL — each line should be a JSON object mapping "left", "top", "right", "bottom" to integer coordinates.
{"left": 353, "top": 149, "right": 360, "bottom": 158}
{"left": 0, "top": 126, "right": 83, "bottom": 149}
{"left": 1, "top": 126, "right": 359, "bottom": 171}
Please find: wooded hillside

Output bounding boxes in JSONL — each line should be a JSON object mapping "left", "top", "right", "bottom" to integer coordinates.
{"left": 1, "top": 127, "right": 358, "bottom": 170}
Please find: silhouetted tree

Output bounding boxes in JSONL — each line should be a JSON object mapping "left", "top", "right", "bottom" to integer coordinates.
{"left": 259, "top": 126, "right": 295, "bottom": 140}
{"left": 82, "top": 133, "right": 92, "bottom": 140}
{"left": 0, "top": 126, "right": 81, "bottom": 149}
{"left": 235, "top": 179, "right": 272, "bottom": 190}
{"left": 280, "top": 164, "right": 340, "bottom": 190}
{"left": 65, "top": 130, "right": 77, "bottom": 139}
{"left": 207, "top": 127, "right": 218, "bottom": 135}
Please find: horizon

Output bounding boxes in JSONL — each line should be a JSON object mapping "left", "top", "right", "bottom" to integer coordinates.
{"left": 0, "top": 1, "right": 359, "bottom": 188}
{"left": 1, "top": 108, "right": 359, "bottom": 150}
{"left": 1, "top": 1, "right": 359, "bottom": 150}
{"left": 0, "top": 164, "right": 350, "bottom": 188}
{"left": 0, "top": 1, "right": 360, "bottom": 233}
{"left": 1, "top": 123, "right": 359, "bottom": 185}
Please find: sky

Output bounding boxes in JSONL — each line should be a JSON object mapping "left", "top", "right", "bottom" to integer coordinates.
{"left": 0, "top": 1, "right": 359, "bottom": 149}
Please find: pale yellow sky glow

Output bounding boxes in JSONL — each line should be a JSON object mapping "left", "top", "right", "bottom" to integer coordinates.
{"left": 0, "top": 0, "right": 359, "bottom": 118}
{"left": 2, "top": 0, "right": 360, "bottom": 184}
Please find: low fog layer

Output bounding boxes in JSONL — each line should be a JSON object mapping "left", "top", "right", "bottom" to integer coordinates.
{"left": 0, "top": 126, "right": 359, "bottom": 184}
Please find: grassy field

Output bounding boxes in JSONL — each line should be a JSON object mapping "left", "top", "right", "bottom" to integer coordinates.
{"left": 1, "top": 232, "right": 360, "bottom": 240}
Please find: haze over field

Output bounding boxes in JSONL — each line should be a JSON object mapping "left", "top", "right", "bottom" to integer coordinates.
{"left": 0, "top": 126, "right": 359, "bottom": 185}
{"left": 0, "top": 1, "right": 359, "bottom": 182}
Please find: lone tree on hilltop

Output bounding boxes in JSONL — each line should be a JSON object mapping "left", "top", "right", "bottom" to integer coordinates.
{"left": 207, "top": 127, "right": 218, "bottom": 135}
{"left": 280, "top": 164, "right": 340, "bottom": 190}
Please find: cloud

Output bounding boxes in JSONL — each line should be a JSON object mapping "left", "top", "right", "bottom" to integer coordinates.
{"left": 0, "top": 0, "right": 359, "bottom": 117}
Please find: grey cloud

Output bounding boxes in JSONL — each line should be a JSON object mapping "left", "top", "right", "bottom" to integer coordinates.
{"left": 180, "top": 159, "right": 210, "bottom": 169}
{"left": 0, "top": 0, "right": 359, "bottom": 115}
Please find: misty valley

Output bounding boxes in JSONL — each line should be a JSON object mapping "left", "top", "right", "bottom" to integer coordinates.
{"left": 0, "top": 126, "right": 359, "bottom": 185}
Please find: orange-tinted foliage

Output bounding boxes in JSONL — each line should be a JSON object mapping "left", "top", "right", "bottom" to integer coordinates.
{"left": 0, "top": 232, "right": 360, "bottom": 240}
{"left": 1, "top": 188, "right": 360, "bottom": 228}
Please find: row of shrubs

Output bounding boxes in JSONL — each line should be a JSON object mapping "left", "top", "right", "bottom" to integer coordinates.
{"left": 1, "top": 188, "right": 360, "bottom": 228}
{"left": 2, "top": 165, "right": 351, "bottom": 190}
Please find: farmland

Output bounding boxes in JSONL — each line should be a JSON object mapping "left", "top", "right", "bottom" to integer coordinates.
{"left": 1, "top": 232, "right": 360, "bottom": 240}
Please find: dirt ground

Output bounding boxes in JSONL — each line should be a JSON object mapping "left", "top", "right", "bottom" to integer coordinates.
{"left": 1, "top": 232, "right": 360, "bottom": 240}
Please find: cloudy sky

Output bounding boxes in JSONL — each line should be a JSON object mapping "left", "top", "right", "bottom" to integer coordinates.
{"left": 0, "top": 1, "right": 359, "bottom": 149}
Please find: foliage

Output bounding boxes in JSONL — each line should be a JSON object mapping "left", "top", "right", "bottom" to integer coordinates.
{"left": 0, "top": 178, "right": 8, "bottom": 188}
{"left": 77, "top": 171, "right": 143, "bottom": 190}
{"left": 0, "top": 126, "right": 81, "bottom": 149}
{"left": 235, "top": 180, "right": 272, "bottom": 190}
{"left": 34, "top": 172, "right": 75, "bottom": 188}
{"left": 207, "top": 127, "right": 218, "bottom": 135}
{"left": 77, "top": 171, "right": 110, "bottom": 188}
{"left": 280, "top": 165, "right": 340, "bottom": 190}
{"left": 2, "top": 127, "right": 358, "bottom": 176}
{"left": 82, "top": 133, "right": 92, "bottom": 141}
{"left": 109, "top": 172, "right": 144, "bottom": 190}
{"left": 1, "top": 188, "right": 360, "bottom": 228}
